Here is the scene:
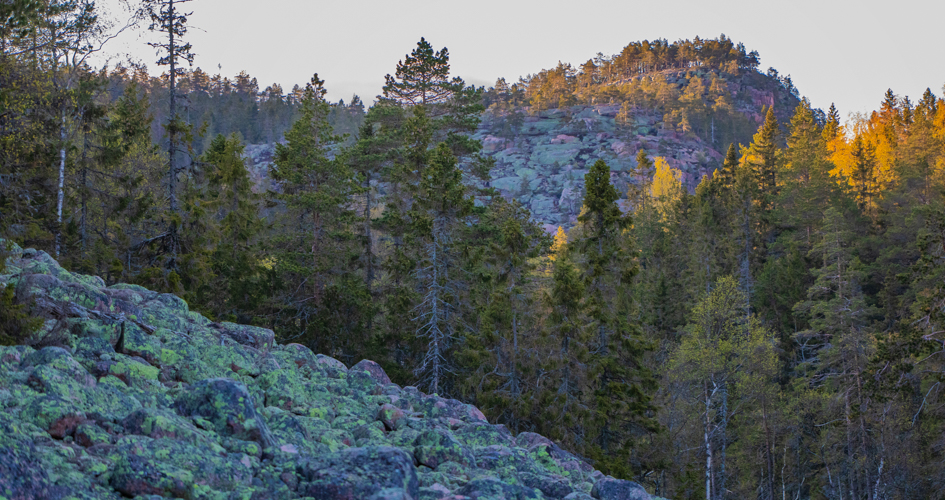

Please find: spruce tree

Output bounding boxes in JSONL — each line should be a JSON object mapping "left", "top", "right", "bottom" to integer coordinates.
{"left": 146, "top": 0, "right": 195, "bottom": 270}
{"left": 542, "top": 253, "right": 589, "bottom": 448}
{"left": 574, "top": 159, "right": 658, "bottom": 476}
{"left": 201, "top": 134, "right": 264, "bottom": 322}
{"left": 411, "top": 142, "right": 473, "bottom": 394}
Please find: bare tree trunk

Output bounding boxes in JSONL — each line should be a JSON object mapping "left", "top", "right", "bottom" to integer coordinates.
{"left": 720, "top": 384, "right": 728, "bottom": 500}
{"left": 705, "top": 380, "right": 714, "bottom": 500}
{"left": 763, "top": 396, "right": 776, "bottom": 500}
{"left": 845, "top": 392, "right": 858, "bottom": 500}
{"left": 55, "top": 117, "right": 66, "bottom": 258}
{"left": 167, "top": 0, "right": 179, "bottom": 267}
{"left": 363, "top": 172, "right": 374, "bottom": 333}
{"left": 80, "top": 131, "right": 89, "bottom": 258}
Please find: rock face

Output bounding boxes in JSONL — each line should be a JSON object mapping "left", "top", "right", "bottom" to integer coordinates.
{"left": 0, "top": 242, "right": 658, "bottom": 499}
{"left": 474, "top": 105, "right": 724, "bottom": 232}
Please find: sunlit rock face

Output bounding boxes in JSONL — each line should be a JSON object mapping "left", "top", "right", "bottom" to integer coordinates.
{"left": 0, "top": 241, "right": 660, "bottom": 499}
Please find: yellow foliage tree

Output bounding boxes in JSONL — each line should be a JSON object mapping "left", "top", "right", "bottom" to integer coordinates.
{"left": 550, "top": 226, "right": 568, "bottom": 262}
{"left": 650, "top": 157, "right": 683, "bottom": 219}
{"left": 828, "top": 113, "right": 900, "bottom": 204}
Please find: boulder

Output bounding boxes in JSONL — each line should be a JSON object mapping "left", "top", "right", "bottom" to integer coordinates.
{"left": 592, "top": 478, "right": 652, "bottom": 500}
{"left": 173, "top": 378, "right": 275, "bottom": 449}
{"left": 351, "top": 359, "right": 392, "bottom": 385}
{"left": 0, "top": 440, "right": 70, "bottom": 500}
{"left": 295, "top": 446, "right": 419, "bottom": 499}
{"left": 413, "top": 429, "right": 475, "bottom": 469}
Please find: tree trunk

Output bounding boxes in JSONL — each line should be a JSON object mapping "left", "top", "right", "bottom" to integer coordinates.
{"left": 167, "top": 0, "right": 179, "bottom": 267}
{"left": 845, "top": 391, "right": 858, "bottom": 500}
{"left": 763, "top": 396, "right": 776, "bottom": 500}
{"left": 55, "top": 120, "right": 66, "bottom": 258}
{"left": 705, "top": 380, "right": 714, "bottom": 500}
{"left": 363, "top": 171, "right": 374, "bottom": 333}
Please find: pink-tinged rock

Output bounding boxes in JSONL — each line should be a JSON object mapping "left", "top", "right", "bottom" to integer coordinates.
{"left": 315, "top": 354, "right": 348, "bottom": 373}
{"left": 551, "top": 134, "right": 579, "bottom": 144}
{"left": 516, "top": 431, "right": 554, "bottom": 450}
{"left": 430, "top": 483, "right": 453, "bottom": 497}
{"left": 280, "top": 444, "right": 299, "bottom": 454}
{"left": 482, "top": 135, "right": 511, "bottom": 153}
{"left": 592, "top": 477, "right": 653, "bottom": 500}
{"left": 48, "top": 412, "right": 86, "bottom": 439}
{"left": 465, "top": 405, "right": 488, "bottom": 423}
{"left": 352, "top": 359, "right": 392, "bottom": 385}
{"left": 378, "top": 403, "right": 406, "bottom": 431}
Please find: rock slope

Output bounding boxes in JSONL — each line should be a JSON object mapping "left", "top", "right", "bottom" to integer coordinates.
{"left": 474, "top": 105, "right": 723, "bottom": 232}
{"left": 0, "top": 243, "right": 657, "bottom": 500}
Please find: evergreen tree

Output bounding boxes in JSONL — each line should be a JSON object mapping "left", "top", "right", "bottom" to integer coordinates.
{"left": 201, "top": 134, "right": 264, "bottom": 322}
{"left": 411, "top": 142, "right": 473, "bottom": 394}
{"left": 146, "top": 0, "right": 195, "bottom": 270}
{"left": 542, "top": 253, "right": 589, "bottom": 449}
{"left": 577, "top": 159, "right": 658, "bottom": 476}
{"left": 744, "top": 107, "right": 781, "bottom": 241}
{"left": 382, "top": 37, "right": 454, "bottom": 107}
{"left": 268, "top": 74, "right": 364, "bottom": 358}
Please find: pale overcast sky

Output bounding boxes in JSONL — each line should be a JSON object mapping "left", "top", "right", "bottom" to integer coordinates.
{"left": 94, "top": 0, "right": 945, "bottom": 121}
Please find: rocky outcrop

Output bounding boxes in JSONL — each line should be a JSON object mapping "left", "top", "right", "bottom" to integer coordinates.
{"left": 0, "top": 242, "right": 660, "bottom": 499}
{"left": 475, "top": 105, "right": 724, "bottom": 232}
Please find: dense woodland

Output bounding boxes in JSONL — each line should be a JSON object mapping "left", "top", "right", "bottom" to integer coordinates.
{"left": 2, "top": 2, "right": 945, "bottom": 499}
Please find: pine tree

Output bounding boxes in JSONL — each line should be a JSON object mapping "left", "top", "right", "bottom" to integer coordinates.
{"left": 745, "top": 107, "right": 781, "bottom": 239}
{"left": 823, "top": 103, "right": 841, "bottom": 142}
{"left": 542, "top": 253, "right": 589, "bottom": 448}
{"left": 382, "top": 37, "right": 454, "bottom": 107}
{"left": 628, "top": 148, "right": 654, "bottom": 209}
{"left": 793, "top": 207, "right": 879, "bottom": 498}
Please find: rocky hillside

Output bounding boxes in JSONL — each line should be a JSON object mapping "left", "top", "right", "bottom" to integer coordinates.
{"left": 473, "top": 104, "right": 716, "bottom": 232}
{"left": 0, "top": 243, "right": 658, "bottom": 500}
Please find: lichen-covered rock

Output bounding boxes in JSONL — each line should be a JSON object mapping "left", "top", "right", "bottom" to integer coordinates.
{"left": 458, "top": 477, "right": 543, "bottom": 499}
{"left": 0, "top": 439, "right": 71, "bottom": 500}
{"left": 295, "top": 446, "right": 419, "bottom": 499}
{"left": 591, "top": 478, "right": 652, "bottom": 500}
{"left": 414, "top": 429, "right": 475, "bottom": 469}
{"left": 378, "top": 402, "right": 407, "bottom": 431}
{"left": 0, "top": 246, "right": 657, "bottom": 499}
{"left": 351, "top": 359, "right": 392, "bottom": 385}
{"left": 173, "top": 378, "right": 275, "bottom": 449}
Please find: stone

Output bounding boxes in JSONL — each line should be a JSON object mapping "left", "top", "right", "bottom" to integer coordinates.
{"left": 378, "top": 403, "right": 407, "bottom": 431}
{"left": 173, "top": 378, "right": 275, "bottom": 449}
{"left": 591, "top": 478, "right": 652, "bottom": 500}
{"left": 352, "top": 359, "right": 392, "bottom": 385}
{"left": 295, "top": 446, "right": 419, "bottom": 499}
{"left": 413, "top": 429, "right": 475, "bottom": 469}
{"left": 0, "top": 440, "right": 70, "bottom": 500}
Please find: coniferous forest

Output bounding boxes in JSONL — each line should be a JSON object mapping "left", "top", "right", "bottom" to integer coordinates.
{"left": 2, "top": 2, "right": 945, "bottom": 499}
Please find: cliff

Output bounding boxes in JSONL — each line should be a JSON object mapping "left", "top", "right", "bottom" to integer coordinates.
{"left": 0, "top": 243, "right": 657, "bottom": 500}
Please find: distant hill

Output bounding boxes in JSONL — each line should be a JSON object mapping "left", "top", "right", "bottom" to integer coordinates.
{"left": 474, "top": 63, "right": 802, "bottom": 229}
{"left": 116, "top": 38, "right": 803, "bottom": 230}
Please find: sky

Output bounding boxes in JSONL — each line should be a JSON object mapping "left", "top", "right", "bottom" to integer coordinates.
{"left": 94, "top": 0, "right": 945, "bottom": 121}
